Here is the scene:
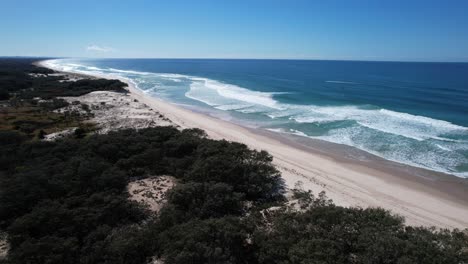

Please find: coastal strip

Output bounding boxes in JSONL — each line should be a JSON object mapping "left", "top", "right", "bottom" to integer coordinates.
{"left": 38, "top": 60, "right": 468, "bottom": 229}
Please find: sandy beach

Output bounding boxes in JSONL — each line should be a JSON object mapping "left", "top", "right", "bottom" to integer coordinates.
{"left": 39, "top": 60, "right": 468, "bottom": 229}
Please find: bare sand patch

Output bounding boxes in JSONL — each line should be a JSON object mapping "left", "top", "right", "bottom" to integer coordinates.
{"left": 0, "top": 233, "right": 8, "bottom": 261}
{"left": 44, "top": 127, "right": 77, "bottom": 141}
{"left": 55, "top": 90, "right": 175, "bottom": 134}
{"left": 128, "top": 176, "right": 176, "bottom": 213}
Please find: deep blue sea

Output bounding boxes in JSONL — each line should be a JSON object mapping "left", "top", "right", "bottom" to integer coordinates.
{"left": 45, "top": 59, "right": 468, "bottom": 177}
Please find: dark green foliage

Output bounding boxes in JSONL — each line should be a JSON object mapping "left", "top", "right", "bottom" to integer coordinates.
{"left": 0, "top": 58, "right": 128, "bottom": 100}
{"left": 252, "top": 194, "right": 468, "bottom": 264}
{"left": 74, "top": 127, "right": 86, "bottom": 138}
{"left": 162, "top": 182, "right": 245, "bottom": 220}
{"left": 157, "top": 217, "right": 253, "bottom": 264}
{"left": 80, "top": 225, "right": 155, "bottom": 264}
{"left": 37, "top": 129, "right": 46, "bottom": 139}
{"left": 186, "top": 140, "right": 284, "bottom": 203}
{"left": 0, "top": 127, "right": 285, "bottom": 263}
{"left": 0, "top": 131, "right": 26, "bottom": 146}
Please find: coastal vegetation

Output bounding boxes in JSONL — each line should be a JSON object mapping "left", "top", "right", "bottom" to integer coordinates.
{"left": 0, "top": 58, "right": 127, "bottom": 139}
{"left": 0, "top": 59, "right": 467, "bottom": 264}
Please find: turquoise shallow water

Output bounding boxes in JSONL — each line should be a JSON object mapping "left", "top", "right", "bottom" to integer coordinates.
{"left": 45, "top": 59, "right": 468, "bottom": 177}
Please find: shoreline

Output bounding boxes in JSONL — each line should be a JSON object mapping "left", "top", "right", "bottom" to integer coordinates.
{"left": 37, "top": 60, "right": 468, "bottom": 229}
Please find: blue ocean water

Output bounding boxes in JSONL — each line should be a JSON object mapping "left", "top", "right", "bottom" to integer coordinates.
{"left": 45, "top": 59, "right": 468, "bottom": 177}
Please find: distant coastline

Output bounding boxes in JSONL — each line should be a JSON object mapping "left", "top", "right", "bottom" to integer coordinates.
{"left": 38, "top": 59, "right": 468, "bottom": 229}
{"left": 40, "top": 58, "right": 468, "bottom": 178}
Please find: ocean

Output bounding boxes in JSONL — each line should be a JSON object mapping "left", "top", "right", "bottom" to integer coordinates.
{"left": 44, "top": 59, "right": 468, "bottom": 177}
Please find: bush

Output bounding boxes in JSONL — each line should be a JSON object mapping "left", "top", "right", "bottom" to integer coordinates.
{"left": 158, "top": 217, "right": 253, "bottom": 264}
{"left": 162, "top": 182, "right": 245, "bottom": 220}
{"left": 252, "top": 194, "right": 468, "bottom": 264}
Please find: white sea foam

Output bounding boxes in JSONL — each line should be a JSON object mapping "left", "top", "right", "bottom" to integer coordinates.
{"left": 186, "top": 77, "right": 281, "bottom": 109}
{"left": 266, "top": 128, "right": 308, "bottom": 137}
{"left": 309, "top": 125, "right": 468, "bottom": 177}
{"left": 237, "top": 106, "right": 270, "bottom": 114}
{"left": 379, "top": 109, "right": 467, "bottom": 130}
{"left": 108, "top": 68, "right": 152, "bottom": 75}
{"left": 163, "top": 78, "right": 183, "bottom": 83}
{"left": 266, "top": 128, "right": 286, "bottom": 133}
{"left": 289, "top": 129, "right": 309, "bottom": 137}
{"left": 436, "top": 144, "right": 452, "bottom": 151}
{"left": 157, "top": 73, "right": 187, "bottom": 78}
{"left": 41, "top": 60, "right": 97, "bottom": 74}
{"left": 266, "top": 108, "right": 305, "bottom": 119}
{"left": 288, "top": 105, "right": 468, "bottom": 142}
{"left": 41, "top": 59, "right": 64, "bottom": 71}
{"left": 214, "top": 104, "right": 251, "bottom": 111}
{"left": 291, "top": 109, "right": 345, "bottom": 124}
{"left": 87, "top": 66, "right": 100, "bottom": 70}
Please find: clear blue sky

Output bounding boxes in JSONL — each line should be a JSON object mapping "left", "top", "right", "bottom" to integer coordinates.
{"left": 2, "top": 0, "right": 468, "bottom": 61}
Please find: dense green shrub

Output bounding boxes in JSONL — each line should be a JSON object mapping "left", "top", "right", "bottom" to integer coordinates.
{"left": 157, "top": 217, "right": 254, "bottom": 264}
{"left": 162, "top": 182, "right": 245, "bottom": 220}
{"left": 252, "top": 192, "right": 468, "bottom": 264}
{"left": 0, "top": 127, "right": 285, "bottom": 263}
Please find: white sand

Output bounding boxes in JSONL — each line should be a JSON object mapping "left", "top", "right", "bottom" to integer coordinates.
{"left": 38, "top": 61, "right": 468, "bottom": 229}
{"left": 128, "top": 176, "right": 176, "bottom": 213}
{"left": 55, "top": 90, "right": 174, "bottom": 133}
{"left": 0, "top": 233, "right": 7, "bottom": 260}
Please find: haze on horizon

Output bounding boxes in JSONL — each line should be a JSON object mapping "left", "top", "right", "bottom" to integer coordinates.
{"left": 2, "top": 0, "right": 468, "bottom": 62}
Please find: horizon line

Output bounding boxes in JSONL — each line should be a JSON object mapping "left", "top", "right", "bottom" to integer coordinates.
{"left": 2, "top": 55, "right": 468, "bottom": 64}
